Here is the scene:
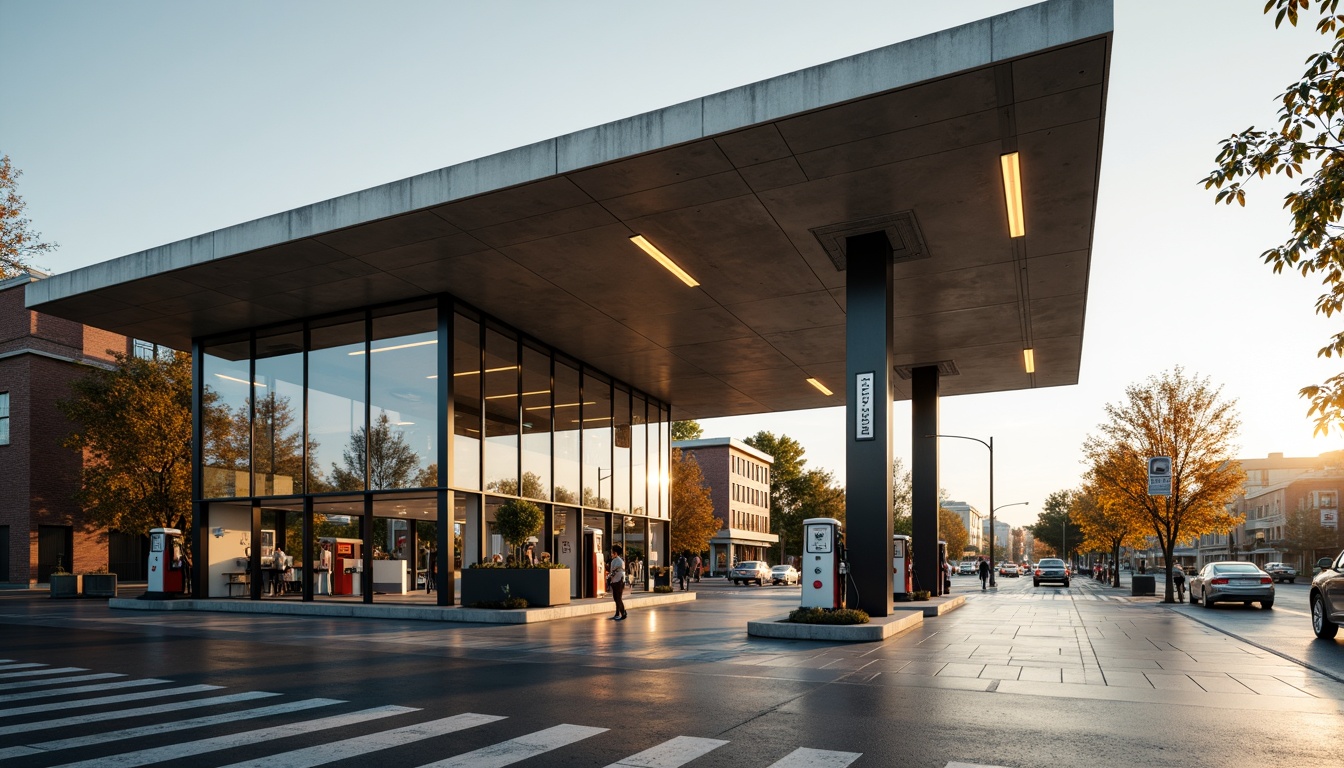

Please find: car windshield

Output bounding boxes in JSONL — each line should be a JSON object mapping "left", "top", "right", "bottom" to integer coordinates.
{"left": 738, "top": 562, "right": 763, "bottom": 568}
{"left": 771, "top": 566, "right": 790, "bottom": 571}
{"left": 1039, "top": 559, "right": 1064, "bottom": 567}
{"left": 1213, "top": 563, "right": 1260, "bottom": 573}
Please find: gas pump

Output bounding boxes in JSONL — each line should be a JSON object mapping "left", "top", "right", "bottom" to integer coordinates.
{"left": 322, "top": 537, "right": 362, "bottom": 596}
{"left": 892, "top": 534, "right": 913, "bottom": 601}
{"left": 582, "top": 527, "right": 605, "bottom": 598}
{"left": 937, "top": 539, "right": 949, "bottom": 596}
{"left": 146, "top": 528, "right": 186, "bottom": 597}
{"left": 800, "top": 518, "right": 846, "bottom": 609}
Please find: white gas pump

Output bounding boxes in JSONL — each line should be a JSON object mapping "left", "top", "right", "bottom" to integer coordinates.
{"left": 147, "top": 527, "right": 185, "bottom": 597}
{"left": 583, "top": 527, "right": 605, "bottom": 598}
{"left": 893, "top": 534, "right": 912, "bottom": 601}
{"left": 800, "top": 517, "right": 845, "bottom": 609}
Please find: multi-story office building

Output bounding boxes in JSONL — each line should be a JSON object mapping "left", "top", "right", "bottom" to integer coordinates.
{"left": 941, "top": 500, "right": 984, "bottom": 554}
{"left": 0, "top": 270, "right": 135, "bottom": 585}
{"left": 982, "top": 519, "right": 1011, "bottom": 554}
{"left": 673, "top": 437, "right": 777, "bottom": 575}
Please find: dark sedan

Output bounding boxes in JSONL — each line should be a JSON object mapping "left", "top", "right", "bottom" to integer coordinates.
{"left": 1310, "top": 549, "right": 1344, "bottom": 640}
{"left": 1190, "top": 561, "right": 1274, "bottom": 609}
{"left": 1033, "top": 558, "right": 1069, "bottom": 587}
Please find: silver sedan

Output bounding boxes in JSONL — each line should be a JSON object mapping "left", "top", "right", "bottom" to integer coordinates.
{"left": 1189, "top": 561, "right": 1275, "bottom": 609}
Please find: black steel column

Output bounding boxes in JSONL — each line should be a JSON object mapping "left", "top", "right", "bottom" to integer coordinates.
{"left": 249, "top": 499, "right": 262, "bottom": 600}
{"left": 844, "top": 231, "right": 893, "bottom": 618}
{"left": 362, "top": 495, "right": 374, "bottom": 604}
{"left": 190, "top": 340, "right": 206, "bottom": 598}
{"left": 437, "top": 299, "right": 453, "bottom": 606}
{"left": 302, "top": 497, "right": 313, "bottom": 602}
{"left": 912, "top": 366, "right": 941, "bottom": 598}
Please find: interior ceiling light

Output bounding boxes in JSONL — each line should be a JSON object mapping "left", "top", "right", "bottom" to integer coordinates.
{"left": 630, "top": 235, "right": 699, "bottom": 287}
{"left": 529, "top": 401, "right": 595, "bottom": 411}
{"left": 485, "top": 389, "right": 551, "bottom": 401}
{"left": 1000, "top": 152, "right": 1025, "bottom": 238}
{"left": 806, "top": 378, "right": 833, "bottom": 396}
{"left": 348, "top": 339, "right": 438, "bottom": 356}
{"left": 215, "top": 373, "right": 265, "bottom": 388}
{"left": 1023, "top": 348, "right": 1035, "bottom": 374}
{"left": 453, "top": 365, "right": 519, "bottom": 377}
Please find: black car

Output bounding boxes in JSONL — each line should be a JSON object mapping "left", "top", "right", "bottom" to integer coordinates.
{"left": 1310, "top": 549, "right": 1344, "bottom": 640}
{"left": 1033, "top": 558, "right": 1069, "bottom": 587}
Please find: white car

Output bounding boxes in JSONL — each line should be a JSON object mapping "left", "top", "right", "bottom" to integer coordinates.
{"left": 770, "top": 565, "right": 799, "bottom": 585}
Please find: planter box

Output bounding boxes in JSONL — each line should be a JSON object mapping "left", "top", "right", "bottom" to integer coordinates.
{"left": 652, "top": 572, "right": 671, "bottom": 588}
{"left": 1131, "top": 575, "right": 1156, "bottom": 596}
{"left": 49, "top": 574, "right": 82, "bottom": 598}
{"left": 462, "top": 568, "right": 570, "bottom": 607}
{"left": 82, "top": 573, "right": 119, "bottom": 597}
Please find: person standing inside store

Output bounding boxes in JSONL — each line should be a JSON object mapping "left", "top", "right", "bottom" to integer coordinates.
{"left": 426, "top": 546, "right": 438, "bottom": 594}
{"left": 977, "top": 556, "right": 990, "bottom": 591}
{"left": 692, "top": 553, "right": 702, "bottom": 583}
{"left": 315, "top": 541, "right": 333, "bottom": 596}
{"left": 271, "top": 544, "right": 288, "bottom": 596}
{"left": 608, "top": 544, "right": 628, "bottom": 621}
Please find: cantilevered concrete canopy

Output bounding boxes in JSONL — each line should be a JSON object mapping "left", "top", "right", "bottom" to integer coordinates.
{"left": 29, "top": 0, "right": 1111, "bottom": 420}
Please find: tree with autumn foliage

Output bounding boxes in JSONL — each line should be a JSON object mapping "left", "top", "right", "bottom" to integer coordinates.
{"left": 59, "top": 351, "right": 193, "bottom": 538}
{"left": 1082, "top": 368, "right": 1245, "bottom": 602}
{"left": 1070, "top": 481, "right": 1149, "bottom": 589}
{"left": 669, "top": 447, "right": 720, "bottom": 558}
{"left": 0, "top": 155, "right": 57, "bottom": 278}
{"left": 938, "top": 507, "right": 969, "bottom": 560}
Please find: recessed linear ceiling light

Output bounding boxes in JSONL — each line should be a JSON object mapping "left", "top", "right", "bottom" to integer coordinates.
{"left": 1023, "top": 348, "right": 1035, "bottom": 374}
{"left": 215, "top": 373, "right": 265, "bottom": 388}
{"left": 806, "top": 378, "right": 833, "bottom": 396}
{"left": 485, "top": 390, "right": 551, "bottom": 401}
{"left": 630, "top": 235, "right": 699, "bottom": 287}
{"left": 1000, "top": 152, "right": 1025, "bottom": 238}
{"left": 527, "top": 401, "right": 595, "bottom": 411}
{"left": 347, "top": 339, "right": 438, "bottom": 356}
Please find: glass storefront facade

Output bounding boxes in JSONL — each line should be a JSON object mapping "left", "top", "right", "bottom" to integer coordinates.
{"left": 195, "top": 297, "right": 670, "bottom": 604}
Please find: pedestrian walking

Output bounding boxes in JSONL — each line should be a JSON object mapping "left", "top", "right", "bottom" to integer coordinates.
{"left": 977, "top": 556, "right": 990, "bottom": 591}
{"left": 676, "top": 553, "right": 690, "bottom": 591}
{"left": 692, "top": 554, "right": 702, "bottom": 583}
{"left": 1172, "top": 564, "right": 1186, "bottom": 603}
{"left": 608, "top": 544, "right": 628, "bottom": 621}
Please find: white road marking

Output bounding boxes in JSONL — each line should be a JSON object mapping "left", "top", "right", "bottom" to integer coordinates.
{"left": 0, "top": 663, "right": 44, "bottom": 672}
{"left": 0, "top": 672, "right": 124, "bottom": 691}
{"left": 0, "top": 690, "right": 278, "bottom": 737}
{"left": 0, "top": 683, "right": 221, "bottom": 718}
{"left": 766, "top": 747, "right": 863, "bottom": 768}
{"left": 946, "top": 762, "right": 1013, "bottom": 768}
{"left": 49, "top": 705, "right": 418, "bottom": 768}
{"left": 0, "top": 678, "right": 168, "bottom": 703}
{"left": 216, "top": 712, "right": 505, "bottom": 768}
{"left": 415, "top": 723, "right": 608, "bottom": 768}
{"left": 604, "top": 735, "right": 729, "bottom": 767}
{"left": 0, "top": 666, "right": 86, "bottom": 679}
{"left": 0, "top": 698, "right": 344, "bottom": 761}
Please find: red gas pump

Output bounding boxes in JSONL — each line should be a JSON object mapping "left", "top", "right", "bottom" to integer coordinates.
{"left": 323, "top": 537, "right": 362, "bottom": 596}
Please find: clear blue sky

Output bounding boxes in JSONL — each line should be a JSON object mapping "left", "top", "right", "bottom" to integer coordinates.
{"left": 3, "top": 0, "right": 1339, "bottom": 530}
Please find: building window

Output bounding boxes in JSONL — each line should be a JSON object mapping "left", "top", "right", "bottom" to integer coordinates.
{"left": 0, "top": 391, "right": 8, "bottom": 445}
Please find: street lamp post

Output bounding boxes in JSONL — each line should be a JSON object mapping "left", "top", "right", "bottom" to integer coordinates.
{"left": 993, "top": 501, "right": 1030, "bottom": 563}
{"left": 927, "top": 434, "right": 997, "bottom": 586}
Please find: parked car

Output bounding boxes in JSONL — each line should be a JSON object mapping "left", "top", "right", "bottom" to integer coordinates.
{"left": 730, "top": 561, "right": 771, "bottom": 586}
{"left": 1189, "top": 561, "right": 1274, "bottom": 609}
{"left": 1310, "top": 549, "right": 1344, "bottom": 640}
{"left": 998, "top": 563, "right": 1020, "bottom": 577}
{"left": 1033, "top": 558, "right": 1069, "bottom": 587}
{"left": 1263, "top": 562, "right": 1297, "bottom": 583}
{"left": 770, "top": 564, "right": 799, "bottom": 585}
{"left": 958, "top": 561, "right": 976, "bottom": 575}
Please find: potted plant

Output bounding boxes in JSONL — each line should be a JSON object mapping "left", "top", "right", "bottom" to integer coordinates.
{"left": 651, "top": 566, "right": 672, "bottom": 588}
{"left": 48, "top": 557, "right": 81, "bottom": 599}
{"left": 462, "top": 499, "right": 570, "bottom": 607}
{"left": 82, "top": 566, "right": 118, "bottom": 598}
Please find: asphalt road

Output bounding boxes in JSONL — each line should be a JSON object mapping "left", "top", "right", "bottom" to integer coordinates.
{"left": 1, "top": 575, "right": 1341, "bottom": 767}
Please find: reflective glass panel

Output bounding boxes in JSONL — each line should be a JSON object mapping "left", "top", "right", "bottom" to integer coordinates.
{"left": 308, "top": 317, "right": 366, "bottom": 492}
{"left": 370, "top": 309, "right": 437, "bottom": 489}
{"left": 658, "top": 405, "right": 669, "bottom": 518}
{"left": 520, "top": 344, "right": 551, "bottom": 500}
{"left": 581, "top": 371, "right": 612, "bottom": 509}
{"left": 482, "top": 329, "right": 519, "bottom": 494}
{"left": 552, "top": 361, "right": 580, "bottom": 505}
{"left": 631, "top": 394, "right": 647, "bottom": 516}
{"left": 202, "top": 335, "right": 250, "bottom": 498}
{"left": 612, "top": 387, "right": 630, "bottom": 514}
{"left": 253, "top": 326, "right": 304, "bottom": 496}
{"left": 452, "top": 314, "right": 481, "bottom": 490}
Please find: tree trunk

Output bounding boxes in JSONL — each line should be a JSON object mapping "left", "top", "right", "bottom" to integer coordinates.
{"left": 1112, "top": 542, "right": 1121, "bottom": 588}
{"left": 1162, "top": 541, "right": 1175, "bottom": 603}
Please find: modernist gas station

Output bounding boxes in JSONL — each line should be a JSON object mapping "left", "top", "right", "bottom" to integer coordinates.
{"left": 28, "top": 0, "right": 1111, "bottom": 618}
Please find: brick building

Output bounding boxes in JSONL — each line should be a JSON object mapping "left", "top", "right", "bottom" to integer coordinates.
{"left": 0, "top": 270, "right": 134, "bottom": 585}
{"left": 673, "top": 437, "right": 777, "bottom": 574}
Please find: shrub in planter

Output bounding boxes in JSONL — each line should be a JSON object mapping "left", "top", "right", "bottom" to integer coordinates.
{"left": 786, "top": 607, "right": 870, "bottom": 625}
{"left": 911, "top": 590, "right": 931, "bottom": 601}
{"left": 49, "top": 573, "right": 82, "bottom": 599}
{"left": 653, "top": 585, "right": 673, "bottom": 593}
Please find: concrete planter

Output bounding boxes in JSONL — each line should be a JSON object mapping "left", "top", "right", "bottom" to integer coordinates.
{"left": 49, "top": 574, "right": 82, "bottom": 598}
{"left": 1131, "top": 575, "right": 1156, "bottom": 596}
{"left": 462, "top": 568, "right": 570, "bottom": 607}
{"left": 82, "top": 573, "right": 119, "bottom": 597}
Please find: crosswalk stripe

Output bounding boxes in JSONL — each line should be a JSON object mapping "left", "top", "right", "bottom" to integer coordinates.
{"left": 0, "top": 691, "right": 279, "bottom": 737}
{"left": 0, "top": 683, "right": 221, "bottom": 719}
{"left": 215, "top": 712, "right": 506, "bottom": 768}
{"left": 766, "top": 747, "right": 862, "bottom": 768}
{"left": 604, "top": 735, "right": 729, "bottom": 768}
{"left": 0, "top": 698, "right": 346, "bottom": 761}
{"left": 415, "top": 723, "right": 608, "bottom": 768}
{"left": 0, "top": 672, "right": 125, "bottom": 691}
{"left": 0, "top": 663, "right": 44, "bottom": 672}
{"left": 50, "top": 705, "right": 418, "bottom": 768}
{"left": 0, "top": 678, "right": 169, "bottom": 704}
{"left": 0, "top": 666, "right": 85, "bottom": 680}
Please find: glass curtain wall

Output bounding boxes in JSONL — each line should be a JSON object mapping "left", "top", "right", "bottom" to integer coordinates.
{"left": 196, "top": 297, "right": 671, "bottom": 602}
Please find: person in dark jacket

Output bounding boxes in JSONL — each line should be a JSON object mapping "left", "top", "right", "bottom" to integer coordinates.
{"left": 977, "top": 557, "right": 990, "bottom": 591}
